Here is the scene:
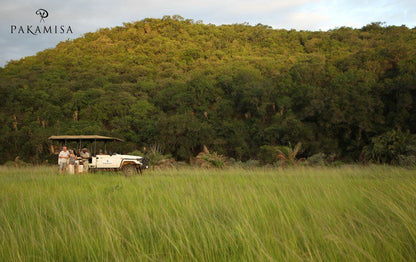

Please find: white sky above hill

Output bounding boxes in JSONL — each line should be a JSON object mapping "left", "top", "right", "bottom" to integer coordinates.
{"left": 1, "top": 0, "right": 415, "bottom": 67}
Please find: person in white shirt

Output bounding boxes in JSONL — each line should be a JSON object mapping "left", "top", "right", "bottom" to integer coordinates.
{"left": 58, "top": 146, "right": 70, "bottom": 174}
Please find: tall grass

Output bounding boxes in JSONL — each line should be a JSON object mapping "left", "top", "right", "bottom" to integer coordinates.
{"left": 0, "top": 166, "right": 415, "bottom": 261}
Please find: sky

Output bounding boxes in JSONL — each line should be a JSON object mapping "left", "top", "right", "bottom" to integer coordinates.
{"left": 1, "top": 0, "right": 415, "bottom": 67}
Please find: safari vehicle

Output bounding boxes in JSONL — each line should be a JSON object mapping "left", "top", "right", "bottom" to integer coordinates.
{"left": 49, "top": 135, "right": 149, "bottom": 175}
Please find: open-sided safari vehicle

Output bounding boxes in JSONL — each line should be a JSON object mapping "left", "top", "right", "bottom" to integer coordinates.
{"left": 49, "top": 135, "right": 149, "bottom": 175}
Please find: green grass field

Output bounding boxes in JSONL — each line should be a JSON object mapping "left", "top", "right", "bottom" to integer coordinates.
{"left": 0, "top": 166, "right": 415, "bottom": 261}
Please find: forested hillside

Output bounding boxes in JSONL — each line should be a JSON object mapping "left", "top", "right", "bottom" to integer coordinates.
{"left": 1, "top": 16, "right": 415, "bottom": 164}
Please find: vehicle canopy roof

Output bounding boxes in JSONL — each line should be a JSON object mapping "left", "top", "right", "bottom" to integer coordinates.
{"left": 48, "top": 135, "right": 123, "bottom": 142}
{"left": 48, "top": 135, "right": 123, "bottom": 155}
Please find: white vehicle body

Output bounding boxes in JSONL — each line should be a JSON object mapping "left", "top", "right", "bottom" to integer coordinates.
{"left": 89, "top": 154, "right": 149, "bottom": 172}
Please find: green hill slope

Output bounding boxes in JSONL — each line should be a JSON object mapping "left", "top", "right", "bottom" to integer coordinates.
{"left": 1, "top": 16, "right": 415, "bottom": 164}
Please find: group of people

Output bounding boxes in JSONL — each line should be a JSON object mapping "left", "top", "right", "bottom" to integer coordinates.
{"left": 58, "top": 146, "right": 90, "bottom": 174}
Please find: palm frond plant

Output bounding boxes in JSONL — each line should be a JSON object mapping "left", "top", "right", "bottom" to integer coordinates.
{"left": 276, "top": 142, "right": 305, "bottom": 166}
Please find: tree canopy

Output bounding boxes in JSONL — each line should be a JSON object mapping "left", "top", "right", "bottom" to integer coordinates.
{"left": 1, "top": 16, "right": 415, "bottom": 164}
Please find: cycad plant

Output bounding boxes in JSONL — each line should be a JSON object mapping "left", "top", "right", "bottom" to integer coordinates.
{"left": 276, "top": 142, "right": 305, "bottom": 166}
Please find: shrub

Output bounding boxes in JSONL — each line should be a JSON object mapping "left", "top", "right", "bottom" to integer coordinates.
{"left": 259, "top": 145, "right": 279, "bottom": 165}
{"left": 195, "top": 146, "right": 225, "bottom": 168}
{"left": 200, "top": 153, "right": 225, "bottom": 168}
{"left": 308, "top": 153, "right": 327, "bottom": 166}
{"left": 398, "top": 155, "right": 416, "bottom": 168}
{"left": 130, "top": 145, "right": 173, "bottom": 167}
{"left": 361, "top": 129, "right": 416, "bottom": 165}
{"left": 244, "top": 159, "right": 261, "bottom": 168}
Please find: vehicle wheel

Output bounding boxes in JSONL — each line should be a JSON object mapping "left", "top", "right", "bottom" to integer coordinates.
{"left": 122, "top": 164, "right": 137, "bottom": 177}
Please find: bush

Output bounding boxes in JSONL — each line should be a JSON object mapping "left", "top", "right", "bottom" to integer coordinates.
{"left": 127, "top": 150, "right": 144, "bottom": 156}
{"left": 200, "top": 153, "right": 225, "bottom": 168}
{"left": 398, "top": 155, "right": 416, "bottom": 168}
{"left": 308, "top": 153, "right": 327, "bottom": 166}
{"left": 3, "top": 161, "right": 16, "bottom": 167}
{"left": 244, "top": 159, "right": 261, "bottom": 168}
{"left": 3, "top": 158, "right": 31, "bottom": 167}
{"left": 130, "top": 146, "right": 173, "bottom": 167}
{"left": 259, "top": 145, "right": 279, "bottom": 165}
{"left": 361, "top": 129, "right": 416, "bottom": 165}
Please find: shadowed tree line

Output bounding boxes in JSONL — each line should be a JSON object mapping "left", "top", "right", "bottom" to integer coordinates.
{"left": 0, "top": 16, "right": 415, "bottom": 165}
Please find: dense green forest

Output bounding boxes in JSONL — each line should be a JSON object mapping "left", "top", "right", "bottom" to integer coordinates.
{"left": 1, "top": 16, "right": 415, "bottom": 165}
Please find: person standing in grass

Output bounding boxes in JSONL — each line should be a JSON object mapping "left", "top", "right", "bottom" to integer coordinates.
{"left": 68, "top": 149, "right": 77, "bottom": 174}
{"left": 80, "top": 148, "right": 90, "bottom": 172}
{"left": 58, "top": 146, "right": 70, "bottom": 174}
